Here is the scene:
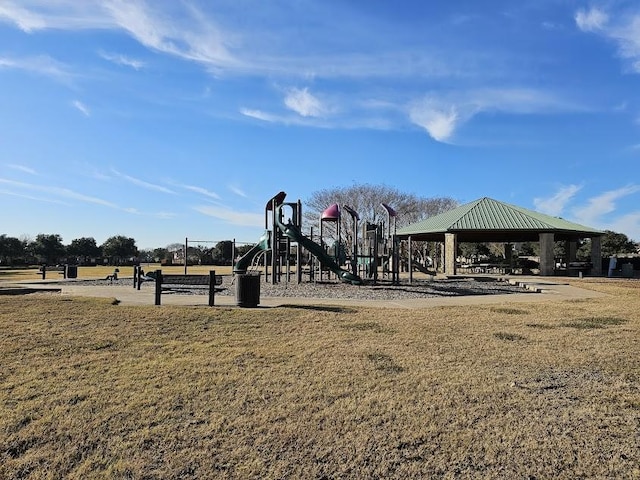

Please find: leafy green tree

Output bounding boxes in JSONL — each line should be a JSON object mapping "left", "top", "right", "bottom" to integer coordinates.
{"left": 601, "top": 230, "right": 637, "bottom": 257}
{"left": 31, "top": 234, "right": 66, "bottom": 265}
{"left": 0, "top": 235, "right": 26, "bottom": 265}
{"left": 67, "top": 237, "right": 101, "bottom": 264}
{"left": 212, "top": 241, "right": 233, "bottom": 265}
{"left": 576, "top": 230, "right": 638, "bottom": 260}
{"left": 101, "top": 236, "right": 138, "bottom": 265}
{"left": 152, "top": 248, "right": 170, "bottom": 263}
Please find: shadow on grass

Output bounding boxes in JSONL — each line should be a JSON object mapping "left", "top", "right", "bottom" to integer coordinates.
{"left": 366, "top": 352, "right": 405, "bottom": 373}
{"left": 279, "top": 304, "right": 358, "bottom": 313}
{"left": 494, "top": 332, "right": 527, "bottom": 341}
{"left": 561, "top": 316, "right": 627, "bottom": 329}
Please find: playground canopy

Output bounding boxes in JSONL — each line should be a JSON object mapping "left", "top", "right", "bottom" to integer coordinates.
{"left": 395, "top": 197, "right": 604, "bottom": 276}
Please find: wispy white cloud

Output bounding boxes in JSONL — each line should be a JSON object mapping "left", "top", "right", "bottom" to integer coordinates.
{"left": 284, "top": 87, "right": 327, "bottom": 117}
{"left": 193, "top": 204, "right": 262, "bottom": 227}
{"left": 153, "top": 211, "right": 177, "bottom": 219}
{"left": 178, "top": 184, "right": 220, "bottom": 200}
{"left": 239, "top": 108, "right": 280, "bottom": 123}
{"left": 6, "top": 164, "right": 37, "bottom": 175}
{"left": 576, "top": 7, "right": 640, "bottom": 74}
{"left": 0, "top": 0, "right": 114, "bottom": 31}
{"left": 228, "top": 185, "right": 247, "bottom": 198}
{"left": 0, "top": 54, "right": 73, "bottom": 83}
{"left": 0, "top": 1, "right": 47, "bottom": 32}
{"left": 408, "top": 88, "right": 579, "bottom": 142}
{"left": 0, "top": 1, "right": 501, "bottom": 83}
{"left": 111, "top": 169, "right": 176, "bottom": 194}
{"left": 103, "top": 0, "right": 240, "bottom": 73}
{"left": 575, "top": 7, "right": 609, "bottom": 33}
{"left": 533, "top": 185, "right": 583, "bottom": 216}
{"left": 0, "top": 177, "right": 117, "bottom": 208}
{"left": 99, "top": 50, "right": 145, "bottom": 69}
{"left": 0, "top": 188, "right": 69, "bottom": 205}
{"left": 72, "top": 100, "right": 90, "bottom": 116}
{"left": 409, "top": 100, "right": 461, "bottom": 142}
{"left": 572, "top": 185, "right": 640, "bottom": 225}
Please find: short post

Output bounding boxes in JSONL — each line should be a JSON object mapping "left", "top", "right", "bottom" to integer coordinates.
{"left": 133, "top": 265, "right": 138, "bottom": 289}
{"left": 41, "top": 265, "right": 46, "bottom": 280}
{"left": 208, "top": 270, "right": 216, "bottom": 307}
{"left": 154, "top": 269, "right": 162, "bottom": 306}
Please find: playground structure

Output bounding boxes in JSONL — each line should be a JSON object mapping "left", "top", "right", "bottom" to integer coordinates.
{"left": 234, "top": 192, "right": 402, "bottom": 286}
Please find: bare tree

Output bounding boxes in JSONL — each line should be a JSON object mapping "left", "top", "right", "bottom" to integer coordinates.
{"left": 304, "top": 184, "right": 456, "bottom": 231}
{"left": 303, "top": 184, "right": 456, "bottom": 260}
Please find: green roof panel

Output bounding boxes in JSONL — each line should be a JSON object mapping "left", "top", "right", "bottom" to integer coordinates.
{"left": 397, "top": 197, "right": 603, "bottom": 237}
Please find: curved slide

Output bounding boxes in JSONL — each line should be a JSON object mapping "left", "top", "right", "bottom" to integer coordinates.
{"left": 275, "top": 214, "right": 362, "bottom": 285}
{"left": 233, "top": 230, "right": 271, "bottom": 274}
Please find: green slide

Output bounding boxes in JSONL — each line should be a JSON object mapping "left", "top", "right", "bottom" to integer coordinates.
{"left": 233, "top": 230, "right": 271, "bottom": 274}
{"left": 275, "top": 213, "right": 362, "bottom": 285}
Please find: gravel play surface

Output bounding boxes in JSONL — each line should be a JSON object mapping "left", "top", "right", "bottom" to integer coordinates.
{"left": 75, "top": 276, "right": 534, "bottom": 300}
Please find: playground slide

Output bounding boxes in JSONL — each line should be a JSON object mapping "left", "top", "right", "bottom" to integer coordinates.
{"left": 275, "top": 215, "right": 362, "bottom": 285}
{"left": 233, "top": 230, "right": 271, "bottom": 274}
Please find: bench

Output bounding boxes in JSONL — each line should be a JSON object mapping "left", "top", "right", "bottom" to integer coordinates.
{"left": 39, "top": 265, "right": 67, "bottom": 279}
{"left": 149, "top": 269, "right": 223, "bottom": 306}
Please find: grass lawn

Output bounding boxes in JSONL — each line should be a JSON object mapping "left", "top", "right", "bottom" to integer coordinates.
{"left": 0, "top": 279, "right": 639, "bottom": 478}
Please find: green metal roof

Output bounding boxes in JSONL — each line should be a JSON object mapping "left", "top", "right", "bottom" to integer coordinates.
{"left": 397, "top": 197, "right": 603, "bottom": 239}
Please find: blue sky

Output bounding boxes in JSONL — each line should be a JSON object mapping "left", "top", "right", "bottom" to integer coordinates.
{"left": 1, "top": 0, "right": 639, "bottom": 249}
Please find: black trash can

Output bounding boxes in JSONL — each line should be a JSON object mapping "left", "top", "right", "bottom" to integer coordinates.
{"left": 65, "top": 265, "right": 78, "bottom": 279}
{"left": 235, "top": 273, "right": 261, "bottom": 307}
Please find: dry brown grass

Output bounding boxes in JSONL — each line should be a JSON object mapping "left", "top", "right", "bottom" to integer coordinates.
{"left": 1, "top": 280, "right": 639, "bottom": 479}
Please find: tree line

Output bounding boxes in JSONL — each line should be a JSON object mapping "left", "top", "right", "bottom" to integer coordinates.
{"left": 0, "top": 234, "right": 244, "bottom": 267}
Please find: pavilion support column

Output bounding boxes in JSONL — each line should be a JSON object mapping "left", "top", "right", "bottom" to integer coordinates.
{"left": 539, "top": 233, "right": 555, "bottom": 276}
{"left": 565, "top": 240, "right": 577, "bottom": 264}
{"left": 591, "top": 236, "right": 603, "bottom": 276}
{"left": 444, "top": 233, "right": 457, "bottom": 276}
{"left": 408, "top": 236, "right": 413, "bottom": 283}
{"left": 504, "top": 243, "right": 513, "bottom": 272}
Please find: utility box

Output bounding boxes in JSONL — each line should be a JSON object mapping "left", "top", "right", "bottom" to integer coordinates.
{"left": 621, "top": 263, "right": 634, "bottom": 278}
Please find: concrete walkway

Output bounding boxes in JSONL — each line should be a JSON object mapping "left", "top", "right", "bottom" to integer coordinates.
{"left": 2, "top": 276, "right": 608, "bottom": 309}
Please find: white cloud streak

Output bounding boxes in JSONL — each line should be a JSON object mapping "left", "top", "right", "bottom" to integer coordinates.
{"left": 576, "top": 7, "right": 640, "bottom": 74}
{"left": 575, "top": 8, "right": 609, "bottom": 32}
{"left": 0, "top": 177, "right": 117, "bottom": 207}
{"left": 228, "top": 185, "right": 247, "bottom": 198}
{"left": 409, "top": 102, "right": 461, "bottom": 142}
{"left": 0, "top": 1, "right": 47, "bottom": 32}
{"left": 533, "top": 185, "right": 583, "bottom": 216}
{"left": 572, "top": 185, "right": 640, "bottom": 226}
{"left": 239, "top": 108, "right": 280, "bottom": 123}
{"left": 0, "top": 54, "right": 74, "bottom": 83}
{"left": 99, "top": 50, "right": 145, "bottom": 69}
{"left": 0, "top": 188, "right": 69, "bottom": 205}
{"left": 73, "top": 100, "right": 90, "bottom": 116}
{"left": 111, "top": 169, "right": 176, "bottom": 194}
{"left": 408, "top": 88, "right": 574, "bottom": 142}
{"left": 193, "top": 205, "right": 263, "bottom": 227}
{"left": 179, "top": 184, "right": 220, "bottom": 200}
{"left": 284, "top": 88, "right": 327, "bottom": 117}
{"left": 6, "top": 164, "right": 37, "bottom": 175}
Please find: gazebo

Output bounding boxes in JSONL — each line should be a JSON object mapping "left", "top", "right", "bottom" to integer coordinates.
{"left": 395, "top": 197, "right": 604, "bottom": 276}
